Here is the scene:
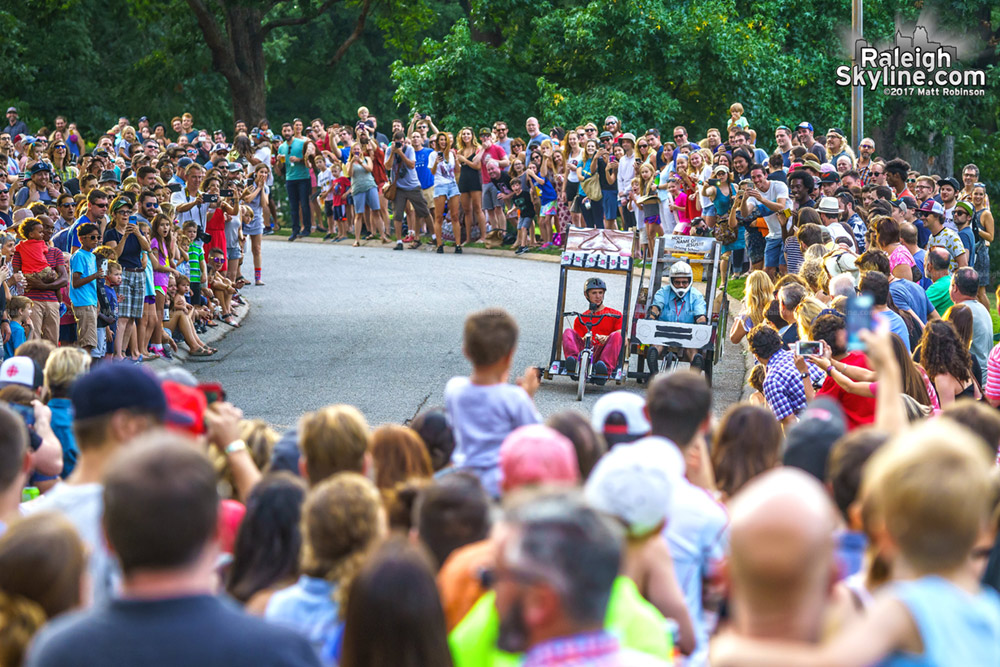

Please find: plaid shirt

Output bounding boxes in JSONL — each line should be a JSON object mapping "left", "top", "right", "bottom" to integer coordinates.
{"left": 858, "top": 163, "right": 873, "bottom": 186}
{"left": 523, "top": 631, "right": 629, "bottom": 667}
{"left": 762, "top": 349, "right": 825, "bottom": 421}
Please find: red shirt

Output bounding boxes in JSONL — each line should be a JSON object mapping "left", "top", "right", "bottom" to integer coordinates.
{"left": 480, "top": 144, "right": 507, "bottom": 184}
{"left": 372, "top": 146, "right": 388, "bottom": 186}
{"left": 573, "top": 306, "right": 622, "bottom": 339}
{"left": 816, "top": 351, "right": 876, "bottom": 429}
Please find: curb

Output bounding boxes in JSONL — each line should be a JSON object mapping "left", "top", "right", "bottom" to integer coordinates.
{"left": 145, "top": 300, "right": 250, "bottom": 372}
{"left": 263, "top": 234, "right": 564, "bottom": 264}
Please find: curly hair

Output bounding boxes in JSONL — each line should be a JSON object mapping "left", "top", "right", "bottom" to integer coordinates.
{"left": 918, "top": 320, "right": 972, "bottom": 384}
{"left": 301, "top": 473, "right": 385, "bottom": 616}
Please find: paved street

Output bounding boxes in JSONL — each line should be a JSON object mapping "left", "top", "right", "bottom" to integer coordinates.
{"left": 187, "top": 238, "right": 746, "bottom": 431}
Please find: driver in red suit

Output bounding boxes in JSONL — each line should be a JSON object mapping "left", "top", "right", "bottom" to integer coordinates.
{"left": 562, "top": 277, "right": 623, "bottom": 385}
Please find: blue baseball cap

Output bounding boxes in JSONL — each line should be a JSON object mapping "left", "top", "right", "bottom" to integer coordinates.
{"left": 71, "top": 363, "right": 167, "bottom": 422}
{"left": 796, "top": 122, "right": 814, "bottom": 132}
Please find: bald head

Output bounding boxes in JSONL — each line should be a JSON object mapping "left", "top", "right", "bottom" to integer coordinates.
{"left": 727, "top": 468, "right": 838, "bottom": 642}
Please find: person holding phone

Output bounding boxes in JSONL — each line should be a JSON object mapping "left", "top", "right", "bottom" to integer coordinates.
{"left": 102, "top": 196, "right": 150, "bottom": 361}
{"left": 69, "top": 222, "right": 104, "bottom": 353}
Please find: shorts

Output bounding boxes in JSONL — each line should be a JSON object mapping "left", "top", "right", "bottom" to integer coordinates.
{"left": 540, "top": 200, "right": 558, "bottom": 216}
{"left": 644, "top": 214, "right": 661, "bottom": 227}
{"left": 565, "top": 181, "right": 580, "bottom": 201}
{"left": 59, "top": 321, "right": 77, "bottom": 344}
{"left": 393, "top": 188, "right": 431, "bottom": 223}
{"left": 976, "top": 243, "right": 990, "bottom": 286}
{"left": 745, "top": 227, "right": 766, "bottom": 264}
{"left": 242, "top": 216, "right": 264, "bottom": 236}
{"left": 517, "top": 217, "right": 533, "bottom": 230}
{"left": 422, "top": 187, "right": 435, "bottom": 211}
{"left": 702, "top": 204, "right": 717, "bottom": 217}
{"left": 324, "top": 200, "right": 334, "bottom": 217}
{"left": 117, "top": 269, "right": 145, "bottom": 319}
{"left": 353, "top": 187, "right": 379, "bottom": 213}
{"left": 434, "top": 182, "right": 460, "bottom": 199}
{"left": 227, "top": 245, "right": 241, "bottom": 260}
{"left": 601, "top": 190, "right": 619, "bottom": 220}
{"left": 482, "top": 182, "right": 502, "bottom": 210}
{"left": 144, "top": 295, "right": 156, "bottom": 305}
{"left": 764, "top": 237, "right": 784, "bottom": 268}
{"left": 93, "top": 326, "right": 106, "bottom": 358}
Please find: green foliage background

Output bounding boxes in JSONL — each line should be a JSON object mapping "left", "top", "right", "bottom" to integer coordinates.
{"left": 0, "top": 0, "right": 997, "bottom": 171}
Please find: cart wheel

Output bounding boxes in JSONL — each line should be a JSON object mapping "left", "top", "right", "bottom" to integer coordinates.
{"left": 703, "top": 350, "right": 714, "bottom": 387}
{"left": 576, "top": 349, "right": 591, "bottom": 401}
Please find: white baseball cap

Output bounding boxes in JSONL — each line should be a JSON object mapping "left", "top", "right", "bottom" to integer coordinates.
{"left": 590, "top": 392, "right": 650, "bottom": 447}
{"left": 585, "top": 441, "right": 682, "bottom": 537}
{"left": 0, "top": 357, "right": 40, "bottom": 389}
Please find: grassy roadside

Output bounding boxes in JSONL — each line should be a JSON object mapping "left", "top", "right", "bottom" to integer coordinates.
{"left": 267, "top": 227, "right": 563, "bottom": 255}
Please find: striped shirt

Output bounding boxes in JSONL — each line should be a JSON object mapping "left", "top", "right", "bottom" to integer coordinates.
{"left": 11, "top": 245, "right": 65, "bottom": 302}
{"left": 188, "top": 241, "right": 205, "bottom": 282}
{"left": 985, "top": 342, "right": 1000, "bottom": 404}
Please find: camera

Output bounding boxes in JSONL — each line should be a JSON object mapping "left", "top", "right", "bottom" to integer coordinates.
{"left": 203, "top": 193, "right": 219, "bottom": 203}
{"left": 420, "top": 113, "right": 429, "bottom": 120}
{"left": 708, "top": 178, "right": 719, "bottom": 186}
{"left": 197, "top": 230, "right": 213, "bottom": 244}
{"left": 394, "top": 141, "right": 403, "bottom": 149}
{"left": 219, "top": 189, "right": 234, "bottom": 198}
{"left": 168, "top": 182, "right": 182, "bottom": 193}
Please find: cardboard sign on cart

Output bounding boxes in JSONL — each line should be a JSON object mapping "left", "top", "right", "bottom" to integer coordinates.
{"left": 560, "top": 227, "right": 637, "bottom": 272}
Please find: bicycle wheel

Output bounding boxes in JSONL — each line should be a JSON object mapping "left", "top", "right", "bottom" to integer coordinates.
{"left": 576, "top": 349, "right": 591, "bottom": 401}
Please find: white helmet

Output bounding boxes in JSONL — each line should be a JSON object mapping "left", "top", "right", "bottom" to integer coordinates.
{"left": 668, "top": 261, "right": 694, "bottom": 298}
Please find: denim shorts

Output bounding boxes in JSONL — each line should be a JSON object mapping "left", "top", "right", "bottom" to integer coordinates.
{"left": 434, "top": 181, "right": 460, "bottom": 199}
{"left": 601, "top": 190, "right": 619, "bottom": 220}
{"left": 482, "top": 182, "right": 502, "bottom": 210}
{"left": 517, "top": 217, "right": 533, "bottom": 230}
{"left": 764, "top": 237, "right": 784, "bottom": 268}
{"left": 353, "top": 187, "right": 380, "bottom": 212}
{"left": 702, "top": 204, "right": 716, "bottom": 217}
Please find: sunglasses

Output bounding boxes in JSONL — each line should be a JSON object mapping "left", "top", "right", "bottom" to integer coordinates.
{"left": 59, "top": 202, "right": 74, "bottom": 207}
{"left": 144, "top": 202, "right": 158, "bottom": 208}
{"left": 93, "top": 202, "right": 109, "bottom": 208}
{"left": 860, "top": 145, "right": 874, "bottom": 150}
{"left": 907, "top": 178, "right": 916, "bottom": 183}
{"left": 638, "top": 143, "right": 648, "bottom": 148}
{"left": 54, "top": 145, "right": 66, "bottom": 150}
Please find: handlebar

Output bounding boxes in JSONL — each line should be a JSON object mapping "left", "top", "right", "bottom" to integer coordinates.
{"left": 563, "top": 311, "right": 621, "bottom": 334}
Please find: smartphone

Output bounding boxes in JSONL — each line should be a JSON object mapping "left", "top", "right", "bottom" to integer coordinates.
{"left": 10, "top": 403, "right": 34, "bottom": 427}
{"left": 708, "top": 178, "right": 720, "bottom": 186}
{"left": 128, "top": 215, "right": 137, "bottom": 226}
{"left": 168, "top": 182, "right": 182, "bottom": 193}
{"left": 203, "top": 193, "right": 219, "bottom": 203}
{"left": 219, "top": 189, "right": 234, "bottom": 198}
{"left": 846, "top": 294, "right": 874, "bottom": 351}
{"left": 795, "top": 341, "right": 823, "bottom": 356}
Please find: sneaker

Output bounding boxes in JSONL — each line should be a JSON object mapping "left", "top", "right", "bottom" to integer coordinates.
{"left": 161, "top": 347, "right": 174, "bottom": 360}
{"left": 515, "top": 246, "right": 530, "bottom": 255}
{"left": 323, "top": 233, "right": 334, "bottom": 240}
{"left": 564, "top": 356, "right": 578, "bottom": 379}
{"left": 394, "top": 241, "right": 404, "bottom": 251}
{"left": 288, "top": 234, "right": 298, "bottom": 242}
{"left": 455, "top": 245, "right": 463, "bottom": 254}
{"left": 593, "top": 361, "right": 609, "bottom": 386}
{"left": 645, "top": 347, "right": 659, "bottom": 378}
{"left": 690, "top": 353, "right": 704, "bottom": 372}
{"left": 263, "top": 228, "right": 274, "bottom": 236}
{"left": 436, "top": 245, "right": 444, "bottom": 254}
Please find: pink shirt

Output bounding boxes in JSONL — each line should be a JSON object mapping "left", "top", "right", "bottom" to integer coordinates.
{"left": 888, "top": 244, "right": 915, "bottom": 274}
{"left": 984, "top": 342, "right": 1000, "bottom": 403}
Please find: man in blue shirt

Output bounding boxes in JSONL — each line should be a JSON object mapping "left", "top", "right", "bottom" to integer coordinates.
{"left": 385, "top": 131, "right": 432, "bottom": 251}
{"left": 277, "top": 122, "right": 313, "bottom": 241}
{"left": 646, "top": 262, "right": 708, "bottom": 375}
{"left": 410, "top": 131, "right": 435, "bottom": 240}
{"left": 860, "top": 271, "right": 911, "bottom": 351}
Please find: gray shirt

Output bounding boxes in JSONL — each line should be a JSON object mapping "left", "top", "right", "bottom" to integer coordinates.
{"left": 389, "top": 145, "right": 421, "bottom": 190}
{"left": 24, "top": 483, "right": 117, "bottom": 606}
{"left": 964, "top": 298, "right": 993, "bottom": 385}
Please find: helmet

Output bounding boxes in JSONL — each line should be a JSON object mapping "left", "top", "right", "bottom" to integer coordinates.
{"left": 668, "top": 262, "right": 693, "bottom": 298}
{"left": 584, "top": 277, "right": 607, "bottom": 296}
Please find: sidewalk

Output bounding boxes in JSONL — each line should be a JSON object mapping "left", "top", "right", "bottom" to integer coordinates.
{"left": 145, "top": 300, "right": 250, "bottom": 372}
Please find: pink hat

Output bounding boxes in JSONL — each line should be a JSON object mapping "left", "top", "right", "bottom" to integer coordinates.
{"left": 500, "top": 425, "right": 580, "bottom": 492}
{"left": 819, "top": 162, "right": 837, "bottom": 174}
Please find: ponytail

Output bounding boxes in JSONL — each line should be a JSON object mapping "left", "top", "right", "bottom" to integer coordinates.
{"left": 0, "top": 590, "right": 47, "bottom": 667}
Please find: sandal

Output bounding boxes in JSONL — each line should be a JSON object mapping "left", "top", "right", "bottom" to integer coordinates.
{"left": 353, "top": 241, "right": 360, "bottom": 247}
{"left": 222, "top": 314, "right": 241, "bottom": 327}
{"left": 380, "top": 236, "right": 392, "bottom": 244}
{"left": 189, "top": 347, "right": 214, "bottom": 357}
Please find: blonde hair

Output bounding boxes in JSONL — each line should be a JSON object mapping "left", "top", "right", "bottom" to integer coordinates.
{"left": 300, "top": 472, "right": 384, "bottom": 615}
{"left": 795, "top": 296, "right": 826, "bottom": 341}
{"left": 298, "top": 405, "right": 370, "bottom": 486}
{"left": 862, "top": 421, "right": 992, "bottom": 572}
{"left": 730, "top": 102, "right": 744, "bottom": 115}
{"left": 743, "top": 270, "right": 774, "bottom": 329}
{"left": 454, "top": 128, "right": 480, "bottom": 153}
{"left": 799, "top": 258, "right": 828, "bottom": 295}
{"left": 636, "top": 162, "right": 657, "bottom": 198}
{"left": 43, "top": 347, "right": 91, "bottom": 398}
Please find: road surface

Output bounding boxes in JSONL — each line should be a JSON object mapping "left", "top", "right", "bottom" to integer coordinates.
{"left": 187, "top": 239, "right": 745, "bottom": 431}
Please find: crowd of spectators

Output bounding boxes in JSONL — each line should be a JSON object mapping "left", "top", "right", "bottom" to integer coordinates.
{"left": 0, "top": 303, "right": 998, "bottom": 666}
{"left": 1, "top": 102, "right": 1000, "bottom": 666}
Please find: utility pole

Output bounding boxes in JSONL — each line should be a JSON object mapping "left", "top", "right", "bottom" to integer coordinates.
{"left": 851, "top": 0, "right": 864, "bottom": 149}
